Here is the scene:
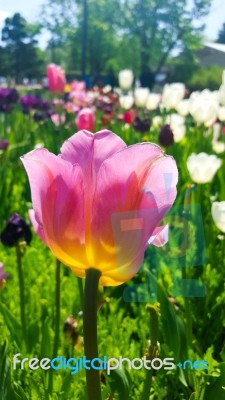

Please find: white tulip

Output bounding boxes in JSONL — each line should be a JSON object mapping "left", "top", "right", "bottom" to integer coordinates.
{"left": 189, "top": 92, "right": 218, "bottom": 127}
{"left": 212, "top": 141, "right": 225, "bottom": 154}
{"left": 146, "top": 93, "right": 161, "bottom": 110}
{"left": 176, "top": 99, "right": 190, "bottom": 116}
{"left": 118, "top": 69, "right": 134, "bottom": 90}
{"left": 134, "top": 88, "right": 150, "bottom": 107}
{"left": 212, "top": 201, "right": 225, "bottom": 232}
{"left": 166, "top": 114, "right": 186, "bottom": 142}
{"left": 152, "top": 115, "right": 163, "bottom": 128}
{"left": 187, "top": 153, "right": 222, "bottom": 183}
{"left": 162, "top": 83, "right": 186, "bottom": 110}
{"left": 119, "top": 95, "right": 134, "bottom": 110}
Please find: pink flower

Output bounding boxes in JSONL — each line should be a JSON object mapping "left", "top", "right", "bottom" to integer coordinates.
{"left": 21, "top": 130, "right": 178, "bottom": 286}
{"left": 0, "top": 262, "right": 9, "bottom": 289}
{"left": 71, "top": 81, "right": 86, "bottom": 92}
{"left": 76, "top": 108, "right": 95, "bottom": 131}
{"left": 51, "top": 113, "right": 66, "bottom": 126}
{"left": 46, "top": 64, "right": 66, "bottom": 93}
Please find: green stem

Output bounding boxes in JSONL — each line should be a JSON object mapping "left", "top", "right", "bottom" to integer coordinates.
{"left": 83, "top": 268, "right": 102, "bottom": 400}
{"left": 16, "top": 244, "right": 28, "bottom": 350}
{"left": 48, "top": 259, "right": 61, "bottom": 395}
{"left": 77, "top": 277, "right": 84, "bottom": 310}
{"left": 141, "top": 304, "right": 159, "bottom": 400}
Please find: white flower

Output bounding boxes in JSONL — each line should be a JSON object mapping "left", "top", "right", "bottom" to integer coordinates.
{"left": 118, "top": 69, "right": 134, "bottom": 90}
{"left": 189, "top": 91, "right": 218, "bottom": 127}
{"left": 176, "top": 99, "right": 190, "bottom": 116}
{"left": 102, "top": 85, "right": 112, "bottom": 94}
{"left": 134, "top": 88, "right": 150, "bottom": 107}
{"left": 166, "top": 114, "right": 186, "bottom": 142}
{"left": 119, "top": 95, "right": 134, "bottom": 110}
{"left": 162, "top": 83, "right": 186, "bottom": 110}
{"left": 212, "top": 141, "right": 225, "bottom": 154}
{"left": 146, "top": 93, "right": 161, "bottom": 111}
{"left": 218, "top": 106, "right": 225, "bottom": 121}
{"left": 212, "top": 201, "right": 225, "bottom": 232}
{"left": 187, "top": 153, "right": 222, "bottom": 183}
{"left": 152, "top": 115, "right": 163, "bottom": 128}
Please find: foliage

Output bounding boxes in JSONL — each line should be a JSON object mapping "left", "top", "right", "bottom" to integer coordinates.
{"left": 187, "top": 65, "right": 224, "bottom": 91}
{"left": 216, "top": 22, "right": 225, "bottom": 44}
{"left": 0, "top": 13, "right": 44, "bottom": 82}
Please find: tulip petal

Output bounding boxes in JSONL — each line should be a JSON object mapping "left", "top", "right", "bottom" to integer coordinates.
{"left": 91, "top": 143, "right": 178, "bottom": 285}
{"left": 60, "top": 129, "right": 126, "bottom": 176}
{"left": 29, "top": 209, "right": 46, "bottom": 244}
{"left": 21, "top": 148, "right": 88, "bottom": 271}
{"left": 148, "top": 224, "right": 169, "bottom": 247}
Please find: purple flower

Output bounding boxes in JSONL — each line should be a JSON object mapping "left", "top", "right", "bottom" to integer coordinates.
{"left": 0, "top": 140, "right": 9, "bottom": 150}
{"left": 0, "top": 213, "right": 32, "bottom": 247}
{"left": 133, "top": 116, "right": 151, "bottom": 133}
{"left": 158, "top": 124, "right": 174, "bottom": 147}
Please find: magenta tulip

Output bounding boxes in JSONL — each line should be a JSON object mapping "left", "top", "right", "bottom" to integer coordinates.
{"left": 76, "top": 108, "right": 95, "bottom": 131}
{"left": 21, "top": 130, "right": 178, "bottom": 286}
{"left": 47, "top": 64, "right": 66, "bottom": 93}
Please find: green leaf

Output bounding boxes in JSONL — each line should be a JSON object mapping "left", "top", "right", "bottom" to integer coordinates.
{"left": 0, "top": 304, "right": 22, "bottom": 349}
{"left": 203, "top": 363, "right": 225, "bottom": 400}
{"left": 107, "top": 368, "right": 131, "bottom": 399}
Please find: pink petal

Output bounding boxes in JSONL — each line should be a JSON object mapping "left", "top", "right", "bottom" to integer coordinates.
{"left": 29, "top": 209, "right": 46, "bottom": 243}
{"left": 90, "top": 143, "right": 178, "bottom": 284}
{"left": 60, "top": 130, "right": 126, "bottom": 171}
{"left": 148, "top": 224, "right": 169, "bottom": 247}
{"left": 21, "top": 149, "right": 88, "bottom": 269}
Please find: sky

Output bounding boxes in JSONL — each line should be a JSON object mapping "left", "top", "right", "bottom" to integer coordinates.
{"left": 0, "top": 0, "right": 225, "bottom": 48}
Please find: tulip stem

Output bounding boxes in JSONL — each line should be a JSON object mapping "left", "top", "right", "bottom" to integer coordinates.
{"left": 83, "top": 268, "right": 102, "bottom": 400}
{"left": 16, "top": 244, "right": 28, "bottom": 351}
{"left": 141, "top": 304, "right": 159, "bottom": 400}
{"left": 77, "top": 277, "right": 84, "bottom": 310}
{"left": 48, "top": 259, "right": 61, "bottom": 395}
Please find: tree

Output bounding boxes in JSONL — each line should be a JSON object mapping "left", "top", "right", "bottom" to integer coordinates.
{"left": 119, "top": 0, "right": 211, "bottom": 87}
{"left": 217, "top": 22, "right": 225, "bottom": 44}
{"left": 1, "top": 13, "right": 44, "bottom": 81}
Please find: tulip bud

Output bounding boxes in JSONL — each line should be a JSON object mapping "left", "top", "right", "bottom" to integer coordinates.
{"left": 212, "top": 202, "right": 225, "bottom": 233}
{"left": 0, "top": 140, "right": 9, "bottom": 150}
{"left": 158, "top": 124, "right": 174, "bottom": 147}
{"left": 134, "top": 88, "right": 150, "bottom": 108}
{"left": 0, "top": 213, "right": 32, "bottom": 247}
{"left": 187, "top": 153, "right": 222, "bottom": 184}
{"left": 76, "top": 108, "right": 95, "bottom": 131}
{"left": 118, "top": 69, "right": 134, "bottom": 90}
{"left": 133, "top": 116, "right": 151, "bottom": 133}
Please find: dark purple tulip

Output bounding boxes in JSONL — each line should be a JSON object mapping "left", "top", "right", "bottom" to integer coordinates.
{"left": 20, "top": 95, "right": 39, "bottom": 112}
{"left": 133, "top": 116, "right": 151, "bottom": 133}
{"left": 0, "top": 140, "right": 9, "bottom": 150}
{"left": 158, "top": 124, "right": 174, "bottom": 147}
{"left": 0, "top": 213, "right": 32, "bottom": 247}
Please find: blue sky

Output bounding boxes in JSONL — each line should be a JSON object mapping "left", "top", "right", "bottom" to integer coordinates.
{"left": 0, "top": 0, "right": 225, "bottom": 48}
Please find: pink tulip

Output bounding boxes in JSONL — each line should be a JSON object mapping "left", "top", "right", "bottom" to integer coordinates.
{"left": 51, "top": 113, "right": 66, "bottom": 126}
{"left": 47, "top": 64, "right": 66, "bottom": 93}
{"left": 76, "top": 108, "right": 95, "bottom": 131}
{"left": 21, "top": 130, "right": 178, "bottom": 286}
